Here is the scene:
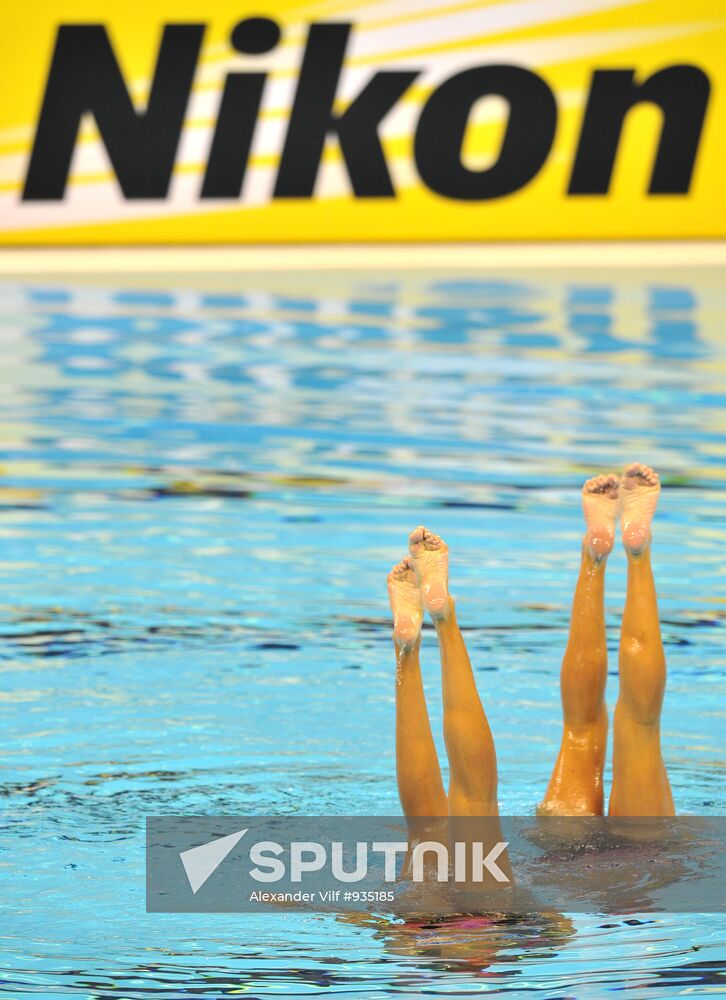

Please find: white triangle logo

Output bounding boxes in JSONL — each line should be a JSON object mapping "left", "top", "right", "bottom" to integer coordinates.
{"left": 180, "top": 828, "right": 248, "bottom": 894}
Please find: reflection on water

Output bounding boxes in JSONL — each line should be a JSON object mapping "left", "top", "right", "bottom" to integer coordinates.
{"left": 0, "top": 269, "right": 724, "bottom": 996}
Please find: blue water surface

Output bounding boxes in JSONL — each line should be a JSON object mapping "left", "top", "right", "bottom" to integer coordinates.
{"left": 0, "top": 267, "right": 723, "bottom": 997}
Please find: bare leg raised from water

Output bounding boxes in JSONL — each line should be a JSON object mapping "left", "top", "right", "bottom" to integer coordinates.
{"left": 610, "top": 464, "right": 674, "bottom": 816}
{"left": 539, "top": 474, "right": 619, "bottom": 816}
{"left": 408, "top": 527, "right": 499, "bottom": 817}
{"left": 388, "top": 558, "right": 447, "bottom": 818}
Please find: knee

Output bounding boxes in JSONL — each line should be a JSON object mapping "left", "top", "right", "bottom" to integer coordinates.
{"left": 569, "top": 644, "right": 607, "bottom": 671}
{"left": 620, "top": 634, "right": 664, "bottom": 666}
{"left": 615, "top": 692, "right": 663, "bottom": 728}
{"left": 562, "top": 715, "right": 607, "bottom": 751}
{"left": 620, "top": 635, "right": 644, "bottom": 660}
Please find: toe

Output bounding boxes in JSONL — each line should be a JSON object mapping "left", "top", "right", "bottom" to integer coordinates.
{"left": 624, "top": 462, "right": 659, "bottom": 485}
{"left": 605, "top": 473, "right": 620, "bottom": 495}
{"left": 625, "top": 462, "right": 646, "bottom": 479}
{"left": 623, "top": 464, "right": 641, "bottom": 487}
{"left": 408, "top": 525, "right": 426, "bottom": 547}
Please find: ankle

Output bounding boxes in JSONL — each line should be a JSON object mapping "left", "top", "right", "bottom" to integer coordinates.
{"left": 432, "top": 596, "right": 456, "bottom": 628}
{"left": 584, "top": 531, "right": 614, "bottom": 563}
{"left": 394, "top": 632, "right": 421, "bottom": 657}
{"left": 623, "top": 529, "right": 651, "bottom": 557}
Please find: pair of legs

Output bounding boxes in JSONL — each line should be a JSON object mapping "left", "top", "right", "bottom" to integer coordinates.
{"left": 540, "top": 463, "right": 673, "bottom": 816}
{"left": 388, "top": 527, "right": 498, "bottom": 820}
{"left": 388, "top": 463, "right": 674, "bottom": 819}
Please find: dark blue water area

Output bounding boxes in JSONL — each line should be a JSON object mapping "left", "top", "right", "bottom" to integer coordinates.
{"left": 0, "top": 269, "right": 723, "bottom": 996}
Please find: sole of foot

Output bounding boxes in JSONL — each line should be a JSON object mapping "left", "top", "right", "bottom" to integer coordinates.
{"left": 621, "top": 462, "right": 660, "bottom": 554}
{"left": 387, "top": 557, "right": 423, "bottom": 650}
{"left": 582, "top": 473, "right": 620, "bottom": 559}
{"left": 407, "top": 525, "right": 450, "bottom": 622}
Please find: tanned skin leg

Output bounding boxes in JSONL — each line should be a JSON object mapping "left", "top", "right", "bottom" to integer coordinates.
{"left": 538, "top": 474, "right": 619, "bottom": 816}
{"left": 408, "top": 527, "right": 499, "bottom": 818}
{"left": 609, "top": 464, "right": 674, "bottom": 816}
{"left": 388, "top": 557, "right": 447, "bottom": 818}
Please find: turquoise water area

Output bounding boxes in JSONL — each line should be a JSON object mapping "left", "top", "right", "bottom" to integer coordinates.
{"left": 0, "top": 267, "right": 723, "bottom": 996}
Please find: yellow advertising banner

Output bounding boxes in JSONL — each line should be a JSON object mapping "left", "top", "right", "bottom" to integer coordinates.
{"left": 1, "top": 0, "right": 724, "bottom": 244}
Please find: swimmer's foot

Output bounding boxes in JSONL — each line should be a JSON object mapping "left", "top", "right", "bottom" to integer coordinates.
{"left": 621, "top": 463, "right": 660, "bottom": 555}
{"left": 387, "top": 557, "right": 423, "bottom": 650}
{"left": 582, "top": 474, "right": 619, "bottom": 560}
{"left": 408, "top": 526, "right": 450, "bottom": 622}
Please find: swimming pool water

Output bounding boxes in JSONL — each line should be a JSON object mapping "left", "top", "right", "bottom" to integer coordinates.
{"left": 0, "top": 267, "right": 723, "bottom": 996}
